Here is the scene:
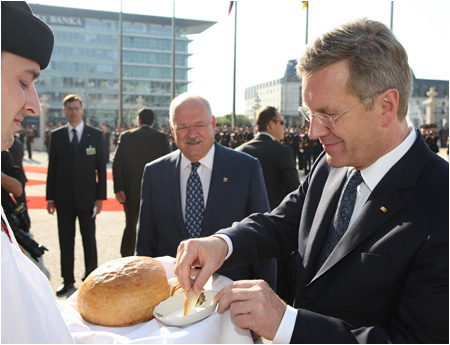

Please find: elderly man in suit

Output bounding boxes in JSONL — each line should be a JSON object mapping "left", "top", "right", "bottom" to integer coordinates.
{"left": 174, "top": 19, "right": 448, "bottom": 343}
{"left": 136, "top": 93, "right": 276, "bottom": 288}
{"left": 47, "top": 94, "right": 107, "bottom": 296}
{"left": 113, "top": 108, "right": 171, "bottom": 257}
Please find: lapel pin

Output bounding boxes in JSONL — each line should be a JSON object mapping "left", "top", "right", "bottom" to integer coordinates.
{"left": 223, "top": 177, "right": 228, "bottom": 183}
{"left": 380, "top": 206, "right": 387, "bottom": 213}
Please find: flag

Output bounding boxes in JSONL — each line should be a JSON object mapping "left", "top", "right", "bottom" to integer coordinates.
{"left": 228, "top": 1, "right": 234, "bottom": 15}
{"left": 302, "top": 1, "right": 308, "bottom": 10}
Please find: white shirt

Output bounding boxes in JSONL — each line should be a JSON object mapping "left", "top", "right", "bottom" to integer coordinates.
{"left": 180, "top": 144, "right": 215, "bottom": 221}
{"left": 256, "top": 132, "right": 274, "bottom": 140}
{"left": 1, "top": 209, "right": 74, "bottom": 343}
{"left": 68, "top": 121, "right": 84, "bottom": 142}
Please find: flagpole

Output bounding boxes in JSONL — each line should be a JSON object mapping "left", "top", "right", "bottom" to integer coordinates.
{"left": 390, "top": 1, "right": 394, "bottom": 31}
{"left": 305, "top": 1, "right": 309, "bottom": 45}
{"left": 171, "top": 1, "right": 176, "bottom": 100}
{"left": 118, "top": 1, "right": 123, "bottom": 127}
{"left": 231, "top": 1, "right": 237, "bottom": 130}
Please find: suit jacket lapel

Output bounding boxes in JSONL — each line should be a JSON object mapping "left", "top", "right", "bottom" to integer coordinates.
{"left": 301, "top": 168, "right": 346, "bottom": 282}
{"left": 313, "top": 177, "right": 405, "bottom": 281}
{"left": 311, "top": 131, "right": 429, "bottom": 282}
{"left": 202, "top": 144, "right": 232, "bottom": 234}
{"left": 166, "top": 152, "right": 186, "bottom": 235}
{"left": 78, "top": 126, "right": 91, "bottom": 153}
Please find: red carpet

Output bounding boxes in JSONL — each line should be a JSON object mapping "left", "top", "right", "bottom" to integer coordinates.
{"left": 26, "top": 196, "right": 124, "bottom": 211}
{"left": 23, "top": 165, "right": 121, "bottom": 211}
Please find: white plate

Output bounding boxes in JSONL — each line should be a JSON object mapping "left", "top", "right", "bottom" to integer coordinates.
{"left": 153, "top": 290, "right": 217, "bottom": 327}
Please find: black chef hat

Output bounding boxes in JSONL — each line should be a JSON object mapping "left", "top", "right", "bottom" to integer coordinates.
{"left": 1, "top": 1, "right": 54, "bottom": 70}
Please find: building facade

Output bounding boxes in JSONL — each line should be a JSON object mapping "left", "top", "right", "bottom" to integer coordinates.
{"left": 245, "top": 59, "right": 302, "bottom": 126}
{"left": 29, "top": 4, "right": 215, "bottom": 130}
{"left": 245, "top": 59, "right": 449, "bottom": 131}
{"left": 407, "top": 74, "right": 449, "bottom": 131}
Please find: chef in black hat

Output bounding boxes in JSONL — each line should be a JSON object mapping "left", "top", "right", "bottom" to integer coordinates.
{"left": 1, "top": 2, "right": 74, "bottom": 343}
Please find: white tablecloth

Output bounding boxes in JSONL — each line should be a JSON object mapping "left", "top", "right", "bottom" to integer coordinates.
{"left": 59, "top": 256, "right": 253, "bottom": 344}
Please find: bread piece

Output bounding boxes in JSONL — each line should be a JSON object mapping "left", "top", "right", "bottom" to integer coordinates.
{"left": 168, "top": 277, "right": 185, "bottom": 296}
{"left": 77, "top": 256, "right": 170, "bottom": 327}
{"left": 183, "top": 289, "right": 200, "bottom": 316}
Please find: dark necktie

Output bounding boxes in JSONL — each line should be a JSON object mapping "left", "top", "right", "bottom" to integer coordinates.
{"left": 185, "top": 162, "right": 204, "bottom": 238}
{"left": 317, "top": 169, "right": 364, "bottom": 269}
{"left": 71, "top": 128, "right": 79, "bottom": 152}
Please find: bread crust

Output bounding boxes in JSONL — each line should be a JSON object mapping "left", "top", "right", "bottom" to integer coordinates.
{"left": 77, "top": 256, "right": 170, "bottom": 327}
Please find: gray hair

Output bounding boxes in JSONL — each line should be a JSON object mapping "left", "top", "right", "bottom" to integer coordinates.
{"left": 169, "top": 93, "right": 212, "bottom": 123}
{"left": 297, "top": 18, "right": 412, "bottom": 119}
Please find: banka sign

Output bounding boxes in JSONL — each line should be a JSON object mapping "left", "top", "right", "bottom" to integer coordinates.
{"left": 36, "top": 14, "right": 84, "bottom": 27}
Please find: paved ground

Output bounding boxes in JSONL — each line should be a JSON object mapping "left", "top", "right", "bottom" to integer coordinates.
{"left": 19, "top": 147, "right": 449, "bottom": 300}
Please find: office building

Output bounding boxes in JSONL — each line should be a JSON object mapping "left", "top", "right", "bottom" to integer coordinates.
{"left": 28, "top": 4, "right": 215, "bottom": 130}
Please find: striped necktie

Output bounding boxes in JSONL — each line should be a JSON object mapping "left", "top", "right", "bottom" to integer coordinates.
{"left": 317, "top": 170, "right": 363, "bottom": 269}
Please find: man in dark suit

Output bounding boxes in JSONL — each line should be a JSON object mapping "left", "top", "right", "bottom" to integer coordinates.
{"left": 136, "top": 93, "right": 276, "bottom": 288}
{"left": 46, "top": 94, "right": 107, "bottom": 296}
{"left": 174, "top": 19, "right": 448, "bottom": 343}
{"left": 113, "top": 108, "right": 171, "bottom": 257}
{"left": 236, "top": 106, "right": 299, "bottom": 210}
{"left": 236, "top": 106, "right": 300, "bottom": 304}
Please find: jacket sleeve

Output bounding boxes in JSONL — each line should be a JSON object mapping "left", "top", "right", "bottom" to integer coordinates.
{"left": 95, "top": 130, "right": 107, "bottom": 200}
{"left": 45, "top": 131, "right": 57, "bottom": 201}
{"left": 278, "top": 144, "right": 300, "bottom": 194}
{"left": 112, "top": 132, "right": 125, "bottom": 193}
{"left": 247, "top": 158, "right": 270, "bottom": 214}
{"left": 136, "top": 165, "right": 156, "bottom": 257}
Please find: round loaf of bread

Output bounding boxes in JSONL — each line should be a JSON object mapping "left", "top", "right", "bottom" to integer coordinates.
{"left": 77, "top": 256, "right": 170, "bottom": 327}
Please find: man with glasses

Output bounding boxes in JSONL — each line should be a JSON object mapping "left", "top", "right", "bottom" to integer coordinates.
{"left": 174, "top": 19, "right": 448, "bottom": 343}
{"left": 136, "top": 93, "right": 276, "bottom": 289}
{"left": 236, "top": 106, "right": 299, "bottom": 210}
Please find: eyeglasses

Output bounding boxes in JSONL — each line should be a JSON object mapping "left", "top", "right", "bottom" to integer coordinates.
{"left": 298, "top": 93, "right": 380, "bottom": 129}
{"left": 272, "top": 119, "right": 285, "bottom": 126}
{"left": 173, "top": 121, "right": 211, "bottom": 133}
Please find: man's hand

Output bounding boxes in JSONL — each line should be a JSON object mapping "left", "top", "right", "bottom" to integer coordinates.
{"left": 47, "top": 201, "right": 56, "bottom": 215}
{"left": 93, "top": 199, "right": 103, "bottom": 217}
{"left": 215, "top": 280, "right": 287, "bottom": 341}
{"left": 115, "top": 191, "right": 126, "bottom": 204}
{"left": 174, "top": 236, "right": 228, "bottom": 294}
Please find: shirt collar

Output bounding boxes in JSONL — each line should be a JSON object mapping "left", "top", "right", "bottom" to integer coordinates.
{"left": 359, "top": 123, "right": 417, "bottom": 191}
{"left": 180, "top": 143, "right": 215, "bottom": 172}
{"left": 68, "top": 121, "right": 84, "bottom": 134}
{"left": 257, "top": 132, "right": 274, "bottom": 140}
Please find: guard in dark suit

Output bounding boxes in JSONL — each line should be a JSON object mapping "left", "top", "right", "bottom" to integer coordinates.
{"left": 136, "top": 93, "right": 276, "bottom": 289}
{"left": 236, "top": 106, "right": 300, "bottom": 304}
{"left": 236, "top": 106, "right": 299, "bottom": 210}
{"left": 46, "top": 94, "right": 107, "bottom": 296}
{"left": 174, "top": 19, "right": 449, "bottom": 343}
{"left": 112, "top": 108, "right": 171, "bottom": 257}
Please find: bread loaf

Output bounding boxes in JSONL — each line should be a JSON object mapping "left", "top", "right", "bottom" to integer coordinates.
{"left": 77, "top": 256, "right": 170, "bottom": 327}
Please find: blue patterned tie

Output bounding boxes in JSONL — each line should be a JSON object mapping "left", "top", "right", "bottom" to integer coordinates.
{"left": 317, "top": 170, "right": 363, "bottom": 269}
{"left": 185, "top": 162, "right": 204, "bottom": 238}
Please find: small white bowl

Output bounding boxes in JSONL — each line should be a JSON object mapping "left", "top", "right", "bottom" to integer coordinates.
{"left": 153, "top": 290, "right": 218, "bottom": 327}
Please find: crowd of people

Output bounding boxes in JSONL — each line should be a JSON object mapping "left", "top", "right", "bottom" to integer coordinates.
{"left": 1, "top": 1, "right": 448, "bottom": 344}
